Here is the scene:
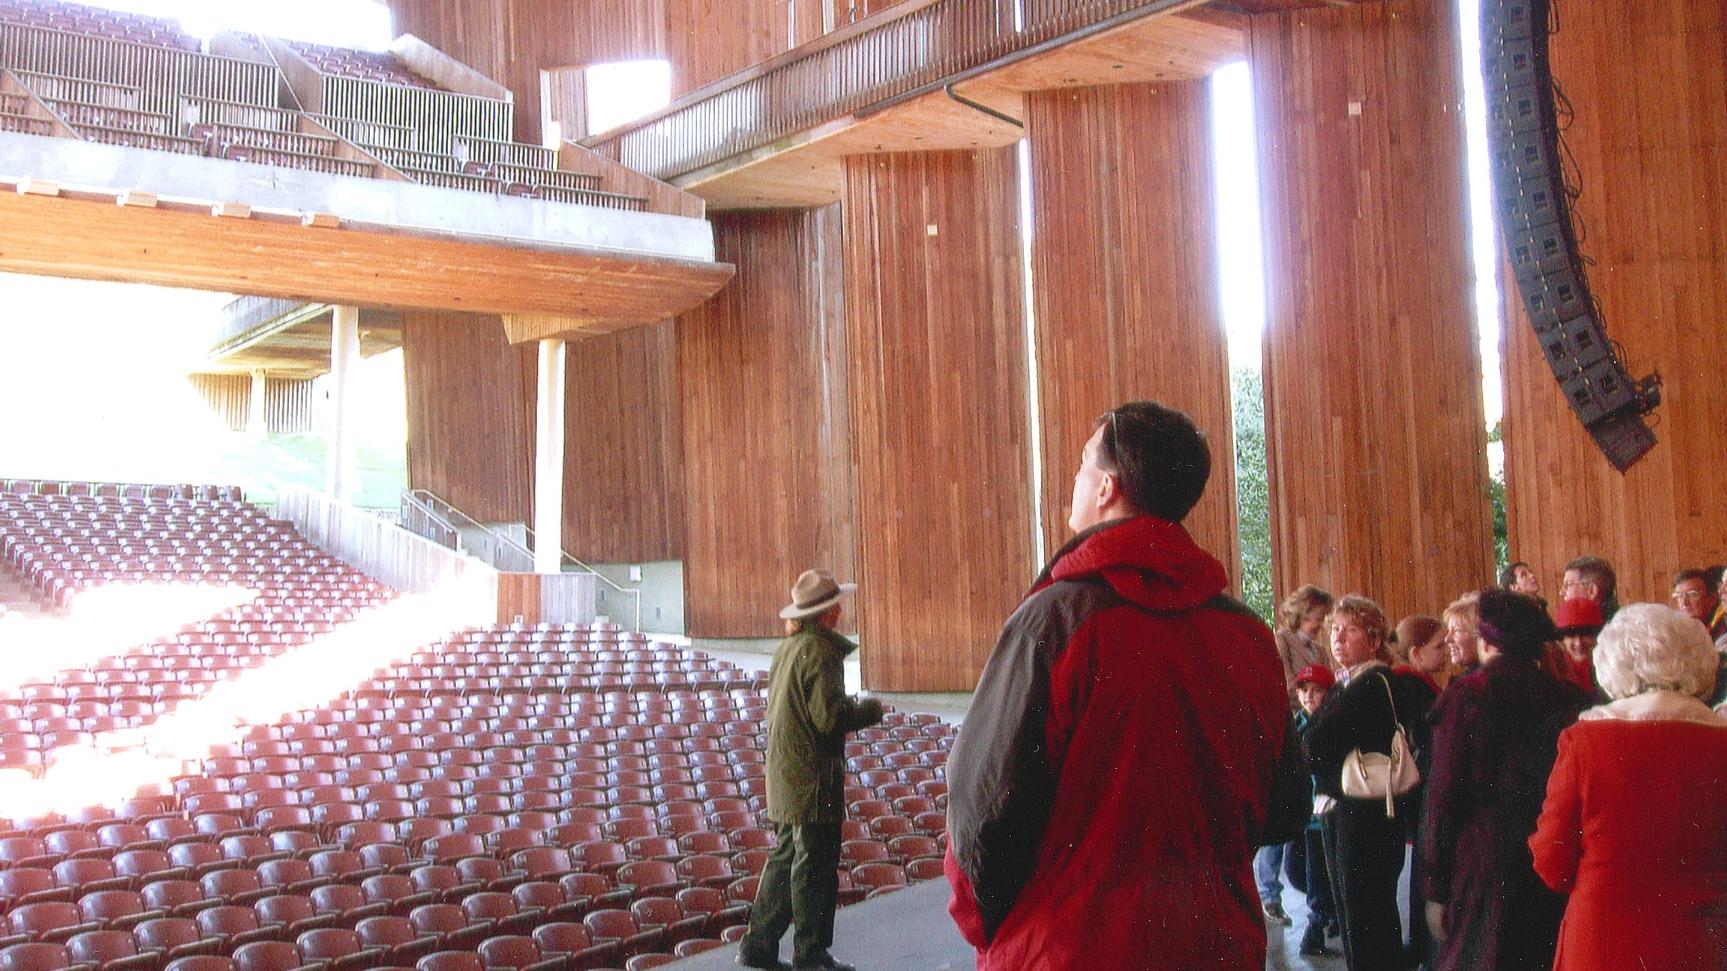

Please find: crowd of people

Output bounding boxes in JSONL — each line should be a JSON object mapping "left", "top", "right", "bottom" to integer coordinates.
{"left": 739, "top": 399, "right": 1727, "bottom": 971}
{"left": 1262, "top": 556, "right": 1727, "bottom": 971}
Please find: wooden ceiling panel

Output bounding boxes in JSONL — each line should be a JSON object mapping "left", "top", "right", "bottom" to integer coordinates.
{"left": 688, "top": 10, "right": 1248, "bottom": 209}
{"left": 0, "top": 188, "right": 734, "bottom": 325}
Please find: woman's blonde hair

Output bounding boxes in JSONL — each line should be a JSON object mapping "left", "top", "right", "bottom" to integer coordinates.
{"left": 1278, "top": 584, "right": 1335, "bottom": 633}
{"left": 1331, "top": 594, "right": 1388, "bottom": 658}
{"left": 1442, "top": 591, "right": 1481, "bottom": 635}
{"left": 1594, "top": 603, "right": 1720, "bottom": 700}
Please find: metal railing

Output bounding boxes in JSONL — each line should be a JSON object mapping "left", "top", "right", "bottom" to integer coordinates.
{"left": 582, "top": 0, "right": 1190, "bottom": 182}
{"left": 400, "top": 489, "right": 642, "bottom": 631}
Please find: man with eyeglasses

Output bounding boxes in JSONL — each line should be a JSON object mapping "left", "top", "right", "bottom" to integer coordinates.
{"left": 1560, "top": 556, "right": 1619, "bottom": 621}
{"left": 944, "top": 401, "right": 1302, "bottom": 971}
{"left": 1670, "top": 568, "right": 1726, "bottom": 641}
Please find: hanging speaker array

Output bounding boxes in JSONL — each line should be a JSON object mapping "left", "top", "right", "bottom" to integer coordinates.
{"left": 1479, "top": 0, "right": 1660, "bottom": 472}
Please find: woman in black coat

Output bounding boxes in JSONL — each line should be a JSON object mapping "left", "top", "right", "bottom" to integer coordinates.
{"left": 1417, "top": 590, "right": 1590, "bottom": 970}
{"left": 1304, "top": 594, "right": 1436, "bottom": 971}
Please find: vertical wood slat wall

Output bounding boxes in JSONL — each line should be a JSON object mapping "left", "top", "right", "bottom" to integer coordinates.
{"left": 1249, "top": 0, "right": 1493, "bottom": 624}
{"left": 1025, "top": 82, "right": 1240, "bottom": 578}
{"left": 678, "top": 208, "right": 855, "bottom": 638}
{"left": 1500, "top": 0, "right": 1727, "bottom": 601}
{"left": 842, "top": 148, "right": 1035, "bottom": 692}
{"left": 400, "top": 311, "right": 535, "bottom": 526}
{"left": 387, "top": 0, "right": 843, "bottom": 145}
{"left": 186, "top": 374, "right": 313, "bottom": 435}
{"left": 562, "top": 324, "right": 686, "bottom": 564}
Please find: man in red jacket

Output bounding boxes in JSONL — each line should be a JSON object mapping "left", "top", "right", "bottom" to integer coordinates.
{"left": 945, "top": 401, "right": 1294, "bottom": 970}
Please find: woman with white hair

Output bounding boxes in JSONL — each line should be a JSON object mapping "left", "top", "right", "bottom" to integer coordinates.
{"left": 1529, "top": 603, "right": 1727, "bottom": 971}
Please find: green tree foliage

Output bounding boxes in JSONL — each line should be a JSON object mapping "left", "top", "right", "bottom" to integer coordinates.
{"left": 1232, "top": 367, "right": 1274, "bottom": 623}
{"left": 1487, "top": 420, "right": 1508, "bottom": 572}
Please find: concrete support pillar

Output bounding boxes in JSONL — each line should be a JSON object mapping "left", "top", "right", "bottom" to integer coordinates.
{"left": 327, "top": 305, "right": 361, "bottom": 502}
{"left": 534, "top": 338, "right": 568, "bottom": 574}
{"left": 247, "top": 368, "right": 268, "bottom": 439}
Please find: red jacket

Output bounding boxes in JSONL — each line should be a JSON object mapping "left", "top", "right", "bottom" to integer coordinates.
{"left": 944, "top": 516, "right": 1289, "bottom": 970}
{"left": 1529, "top": 701, "right": 1727, "bottom": 971}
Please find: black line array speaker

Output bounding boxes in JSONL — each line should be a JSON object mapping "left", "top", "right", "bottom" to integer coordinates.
{"left": 1480, "top": 0, "right": 1660, "bottom": 472}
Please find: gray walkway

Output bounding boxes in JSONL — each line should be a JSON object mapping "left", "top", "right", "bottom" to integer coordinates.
{"left": 665, "top": 879, "right": 974, "bottom": 970}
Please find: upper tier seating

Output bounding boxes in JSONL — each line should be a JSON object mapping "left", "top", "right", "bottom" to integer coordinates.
{"left": 0, "top": 2, "right": 651, "bottom": 210}
{"left": 0, "top": 0, "right": 199, "bottom": 53}
{"left": 286, "top": 42, "right": 434, "bottom": 91}
{"left": 0, "top": 481, "right": 956, "bottom": 969}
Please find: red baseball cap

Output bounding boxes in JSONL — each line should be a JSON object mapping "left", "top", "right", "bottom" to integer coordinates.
{"left": 1555, "top": 597, "right": 1604, "bottom": 636}
{"left": 1295, "top": 664, "right": 1335, "bottom": 690}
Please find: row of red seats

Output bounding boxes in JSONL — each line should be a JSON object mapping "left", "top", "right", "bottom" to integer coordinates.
{"left": 0, "top": 484, "right": 240, "bottom": 502}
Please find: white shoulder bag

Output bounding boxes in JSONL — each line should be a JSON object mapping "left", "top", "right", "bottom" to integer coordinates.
{"left": 1340, "top": 673, "right": 1420, "bottom": 816}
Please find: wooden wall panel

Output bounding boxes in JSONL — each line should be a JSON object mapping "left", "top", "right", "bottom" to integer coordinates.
{"left": 387, "top": 0, "right": 824, "bottom": 143}
{"left": 842, "top": 148, "right": 1034, "bottom": 692}
{"left": 678, "top": 208, "right": 854, "bottom": 638}
{"left": 187, "top": 374, "right": 313, "bottom": 434}
{"left": 561, "top": 323, "right": 686, "bottom": 564}
{"left": 1026, "top": 82, "right": 1239, "bottom": 580}
{"left": 401, "top": 311, "right": 535, "bottom": 524}
{"left": 1501, "top": 0, "right": 1727, "bottom": 601}
{"left": 1250, "top": 0, "right": 1493, "bottom": 623}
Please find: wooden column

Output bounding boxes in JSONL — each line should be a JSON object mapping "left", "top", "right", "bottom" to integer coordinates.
{"left": 1501, "top": 0, "right": 1727, "bottom": 601}
{"left": 1026, "top": 81, "right": 1238, "bottom": 577}
{"left": 400, "top": 311, "right": 535, "bottom": 524}
{"left": 1250, "top": 0, "right": 1492, "bottom": 622}
{"left": 841, "top": 148, "right": 1035, "bottom": 692}
{"left": 561, "top": 324, "right": 686, "bottom": 564}
{"left": 678, "top": 208, "right": 854, "bottom": 639}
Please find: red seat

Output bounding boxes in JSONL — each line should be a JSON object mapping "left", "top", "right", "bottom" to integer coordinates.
{"left": 132, "top": 918, "right": 216, "bottom": 960}
{"left": 406, "top": 906, "right": 481, "bottom": 950}
{"left": 0, "top": 869, "right": 64, "bottom": 908}
{"left": 198, "top": 871, "right": 266, "bottom": 907}
{"left": 459, "top": 894, "right": 533, "bottom": 936}
{"left": 8, "top": 903, "right": 98, "bottom": 943}
{"left": 53, "top": 860, "right": 128, "bottom": 897}
{"left": 252, "top": 895, "right": 324, "bottom": 936}
{"left": 628, "top": 897, "right": 705, "bottom": 948}
{"left": 849, "top": 862, "right": 908, "bottom": 897}
{"left": 530, "top": 922, "right": 617, "bottom": 968}
{"left": 163, "top": 958, "right": 235, "bottom": 971}
{"left": 230, "top": 941, "right": 301, "bottom": 971}
{"left": 615, "top": 861, "right": 681, "bottom": 898}
{"left": 256, "top": 861, "right": 321, "bottom": 896}
{"left": 0, "top": 943, "right": 73, "bottom": 971}
{"left": 581, "top": 910, "right": 662, "bottom": 960}
{"left": 414, "top": 953, "right": 481, "bottom": 971}
{"left": 623, "top": 954, "right": 675, "bottom": 970}
{"left": 77, "top": 890, "right": 159, "bottom": 930}
{"left": 295, "top": 928, "right": 383, "bottom": 971}
{"left": 354, "top": 917, "right": 436, "bottom": 966}
{"left": 673, "top": 886, "right": 749, "bottom": 936}
{"left": 191, "top": 907, "right": 271, "bottom": 950}
{"left": 360, "top": 876, "right": 431, "bottom": 918}
{"left": 164, "top": 845, "right": 226, "bottom": 879}
{"left": 473, "top": 935, "right": 540, "bottom": 971}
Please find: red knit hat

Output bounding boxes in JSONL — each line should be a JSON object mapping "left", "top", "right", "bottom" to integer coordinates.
{"left": 1555, "top": 597, "right": 1604, "bottom": 636}
{"left": 1295, "top": 664, "right": 1336, "bottom": 690}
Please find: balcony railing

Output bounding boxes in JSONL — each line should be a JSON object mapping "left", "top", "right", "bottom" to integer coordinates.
{"left": 0, "top": 21, "right": 278, "bottom": 114}
{"left": 582, "top": 0, "right": 1191, "bottom": 182}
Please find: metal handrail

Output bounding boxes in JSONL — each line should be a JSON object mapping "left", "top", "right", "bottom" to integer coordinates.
{"left": 516, "top": 520, "right": 642, "bottom": 634}
{"left": 402, "top": 488, "right": 642, "bottom": 631}
{"left": 580, "top": 0, "right": 1192, "bottom": 182}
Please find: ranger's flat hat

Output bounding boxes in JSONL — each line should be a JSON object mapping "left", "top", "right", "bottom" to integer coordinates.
{"left": 780, "top": 569, "right": 857, "bottom": 620}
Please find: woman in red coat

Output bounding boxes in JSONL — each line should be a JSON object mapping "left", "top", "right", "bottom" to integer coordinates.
{"left": 1529, "top": 602, "right": 1727, "bottom": 971}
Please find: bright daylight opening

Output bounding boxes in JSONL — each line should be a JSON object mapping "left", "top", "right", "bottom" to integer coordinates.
{"left": 84, "top": 0, "right": 393, "bottom": 49}
{"left": 586, "top": 60, "right": 673, "bottom": 136}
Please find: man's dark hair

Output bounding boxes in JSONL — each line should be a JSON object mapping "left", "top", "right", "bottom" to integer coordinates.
{"left": 1673, "top": 567, "right": 1712, "bottom": 589}
{"left": 1564, "top": 555, "right": 1617, "bottom": 605}
{"left": 1498, "top": 560, "right": 1530, "bottom": 590}
{"left": 1093, "top": 401, "right": 1210, "bottom": 523}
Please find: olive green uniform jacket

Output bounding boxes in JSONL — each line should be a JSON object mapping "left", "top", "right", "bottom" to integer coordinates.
{"left": 764, "top": 622, "right": 885, "bottom": 824}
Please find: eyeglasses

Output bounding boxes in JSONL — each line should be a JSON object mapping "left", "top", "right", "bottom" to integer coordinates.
{"left": 1673, "top": 590, "right": 1710, "bottom": 603}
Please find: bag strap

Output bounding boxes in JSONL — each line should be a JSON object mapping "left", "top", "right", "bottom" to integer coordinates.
{"left": 1378, "top": 672, "right": 1404, "bottom": 733}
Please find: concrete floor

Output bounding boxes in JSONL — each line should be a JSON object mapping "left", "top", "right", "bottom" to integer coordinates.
{"left": 685, "top": 642, "right": 1408, "bottom": 971}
